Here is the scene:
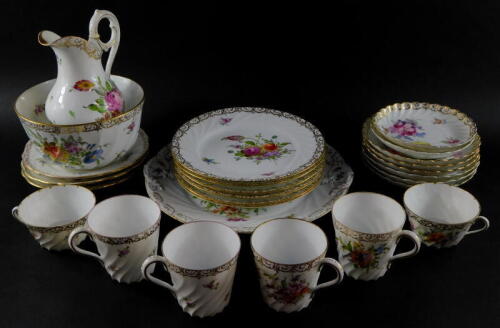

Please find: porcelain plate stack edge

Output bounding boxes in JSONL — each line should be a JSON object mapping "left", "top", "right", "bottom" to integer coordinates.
{"left": 171, "top": 107, "right": 327, "bottom": 208}
{"left": 362, "top": 102, "right": 480, "bottom": 187}
{"left": 145, "top": 107, "right": 354, "bottom": 233}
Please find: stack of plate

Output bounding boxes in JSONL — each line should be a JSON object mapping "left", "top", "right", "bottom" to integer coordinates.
{"left": 362, "top": 102, "right": 480, "bottom": 187}
{"left": 171, "top": 108, "right": 326, "bottom": 207}
{"left": 21, "top": 130, "right": 149, "bottom": 190}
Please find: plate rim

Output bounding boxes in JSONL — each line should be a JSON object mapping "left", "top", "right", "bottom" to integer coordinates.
{"left": 371, "top": 102, "right": 477, "bottom": 153}
{"left": 171, "top": 107, "right": 325, "bottom": 183}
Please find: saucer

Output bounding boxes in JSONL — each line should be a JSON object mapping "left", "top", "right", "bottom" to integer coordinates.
{"left": 362, "top": 155, "right": 477, "bottom": 188}
{"left": 21, "top": 129, "right": 148, "bottom": 185}
{"left": 372, "top": 102, "right": 477, "bottom": 153}
{"left": 21, "top": 168, "right": 136, "bottom": 190}
{"left": 144, "top": 144, "right": 353, "bottom": 233}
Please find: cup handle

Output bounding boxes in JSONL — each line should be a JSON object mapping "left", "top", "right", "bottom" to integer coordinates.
{"left": 68, "top": 226, "right": 102, "bottom": 262}
{"left": 12, "top": 206, "right": 21, "bottom": 222}
{"left": 12, "top": 206, "right": 42, "bottom": 239}
{"left": 141, "top": 255, "right": 176, "bottom": 294}
{"left": 465, "top": 216, "right": 490, "bottom": 236}
{"left": 313, "top": 257, "right": 344, "bottom": 292}
{"left": 88, "top": 9, "right": 120, "bottom": 78}
{"left": 389, "top": 230, "right": 421, "bottom": 263}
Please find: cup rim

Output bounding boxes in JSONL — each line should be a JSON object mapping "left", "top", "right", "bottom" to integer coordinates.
{"left": 14, "top": 75, "right": 144, "bottom": 129}
{"left": 17, "top": 185, "right": 96, "bottom": 230}
{"left": 403, "top": 183, "right": 481, "bottom": 226}
{"left": 87, "top": 194, "right": 161, "bottom": 242}
{"left": 161, "top": 220, "right": 241, "bottom": 274}
{"left": 331, "top": 192, "right": 406, "bottom": 236}
{"left": 250, "top": 218, "right": 328, "bottom": 269}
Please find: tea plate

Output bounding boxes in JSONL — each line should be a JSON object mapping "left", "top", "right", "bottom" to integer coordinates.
{"left": 364, "top": 120, "right": 480, "bottom": 161}
{"left": 363, "top": 157, "right": 477, "bottom": 188}
{"left": 363, "top": 149, "right": 479, "bottom": 180}
{"left": 144, "top": 144, "right": 353, "bottom": 233}
{"left": 363, "top": 140, "right": 480, "bottom": 174}
{"left": 22, "top": 129, "right": 148, "bottom": 181}
{"left": 372, "top": 102, "right": 476, "bottom": 153}
{"left": 21, "top": 167, "right": 135, "bottom": 190}
{"left": 171, "top": 107, "right": 324, "bottom": 182}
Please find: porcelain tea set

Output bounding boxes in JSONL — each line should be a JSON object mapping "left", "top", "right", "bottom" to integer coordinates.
{"left": 11, "top": 10, "right": 491, "bottom": 317}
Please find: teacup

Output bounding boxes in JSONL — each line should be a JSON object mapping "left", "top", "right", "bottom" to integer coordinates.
{"left": 404, "top": 183, "right": 490, "bottom": 248}
{"left": 12, "top": 185, "right": 95, "bottom": 251}
{"left": 332, "top": 192, "right": 421, "bottom": 281}
{"left": 141, "top": 221, "right": 240, "bottom": 318}
{"left": 251, "top": 218, "right": 344, "bottom": 313}
{"left": 69, "top": 195, "right": 160, "bottom": 283}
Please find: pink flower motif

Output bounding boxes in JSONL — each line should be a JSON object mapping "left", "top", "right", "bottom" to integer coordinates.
{"left": 263, "top": 151, "right": 280, "bottom": 157}
{"left": 104, "top": 89, "right": 124, "bottom": 112}
{"left": 222, "top": 135, "right": 245, "bottom": 141}
{"left": 220, "top": 117, "right": 232, "bottom": 125}
{"left": 387, "top": 120, "right": 425, "bottom": 139}
{"left": 389, "top": 120, "right": 416, "bottom": 136}
{"left": 127, "top": 121, "right": 135, "bottom": 132}
{"left": 34, "top": 104, "right": 45, "bottom": 115}
{"left": 64, "top": 142, "right": 81, "bottom": 154}
{"left": 444, "top": 138, "right": 460, "bottom": 144}
{"left": 227, "top": 218, "right": 247, "bottom": 222}
{"left": 243, "top": 146, "right": 262, "bottom": 156}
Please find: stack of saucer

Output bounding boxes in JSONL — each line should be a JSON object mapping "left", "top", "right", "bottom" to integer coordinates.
{"left": 21, "top": 130, "right": 149, "bottom": 190}
{"left": 171, "top": 108, "right": 326, "bottom": 207}
{"left": 362, "top": 102, "right": 480, "bottom": 187}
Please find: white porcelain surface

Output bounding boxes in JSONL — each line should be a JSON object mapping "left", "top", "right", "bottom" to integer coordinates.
{"left": 15, "top": 75, "right": 143, "bottom": 170}
{"left": 363, "top": 156, "right": 478, "bottom": 188}
{"left": 142, "top": 221, "right": 240, "bottom": 318}
{"left": 69, "top": 195, "right": 160, "bottom": 283}
{"left": 404, "top": 183, "right": 490, "bottom": 248}
{"left": 12, "top": 185, "right": 95, "bottom": 251}
{"left": 172, "top": 108, "right": 324, "bottom": 181}
{"left": 363, "top": 150, "right": 479, "bottom": 180}
{"left": 40, "top": 10, "right": 124, "bottom": 124}
{"left": 365, "top": 121, "right": 480, "bottom": 163}
{"left": 22, "top": 129, "right": 148, "bottom": 180}
{"left": 144, "top": 144, "right": 353, "bottom": 233}
{"left": 373, "top": 102, "right": 475, "bottom": 151}
{"left": 251, "top": 219, "right": 343, "bottom": 312}
{"left": 332, "top": 192, "right": 421, "bottom": 280}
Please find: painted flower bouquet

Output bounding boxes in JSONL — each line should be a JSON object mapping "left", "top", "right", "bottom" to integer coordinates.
{"left": 27, "top": 129, "right": 107, "bottom": 167}
{"left": 71, "top": 77, "right": 124, "bottom": 120}
{"left": 385, "top": 119, "right": 426, "bottom": 141}
{"left": 221, "top": 133, "right": 294, "bottom": 164}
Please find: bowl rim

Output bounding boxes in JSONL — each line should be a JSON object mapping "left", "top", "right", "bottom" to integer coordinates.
{"left": 14, "top": 75, "right": 144, "bottom": 129}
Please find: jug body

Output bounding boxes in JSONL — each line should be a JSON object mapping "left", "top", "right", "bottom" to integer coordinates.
{"left": 40, "top": 10, "right": 123, "bottom": 125}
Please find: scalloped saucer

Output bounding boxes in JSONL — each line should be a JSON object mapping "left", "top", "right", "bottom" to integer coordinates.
{"left": 22, "top": 129, "right": 148, "bottom": 184}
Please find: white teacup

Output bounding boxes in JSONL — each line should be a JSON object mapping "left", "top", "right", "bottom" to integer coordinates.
{"left": 12, "top": 185, "right": 95, "bottom": 251}
{"left": 69, "top": 195, "right": 161, "bottom": 283}
{"left": 141, "top": 221, "right": 240, "bottom": 318}
{"left": 404, "top": 183, "right": 490, "bottom": 248}
{"left": 251, "top": 218, "right": 344, "bottom": 313}
{"left": 332, "top": 192, "right": 421, "bottom": 281}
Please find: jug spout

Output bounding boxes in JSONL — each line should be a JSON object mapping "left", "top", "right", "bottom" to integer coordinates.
{"left": 38, "top": 30, "right": 62, "bottom": 47}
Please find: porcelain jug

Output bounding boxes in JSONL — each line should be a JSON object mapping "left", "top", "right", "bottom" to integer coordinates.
{"left": 39, "top": 9, "right": 125, "bottom": 125}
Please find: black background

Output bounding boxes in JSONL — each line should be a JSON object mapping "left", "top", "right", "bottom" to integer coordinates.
{"left": 1, "top": 1, "right": 499, "bottom": 327}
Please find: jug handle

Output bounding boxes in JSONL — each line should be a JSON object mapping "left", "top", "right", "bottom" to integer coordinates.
{"left": 88, "top": 9, "right": 121, "bottom": 78}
